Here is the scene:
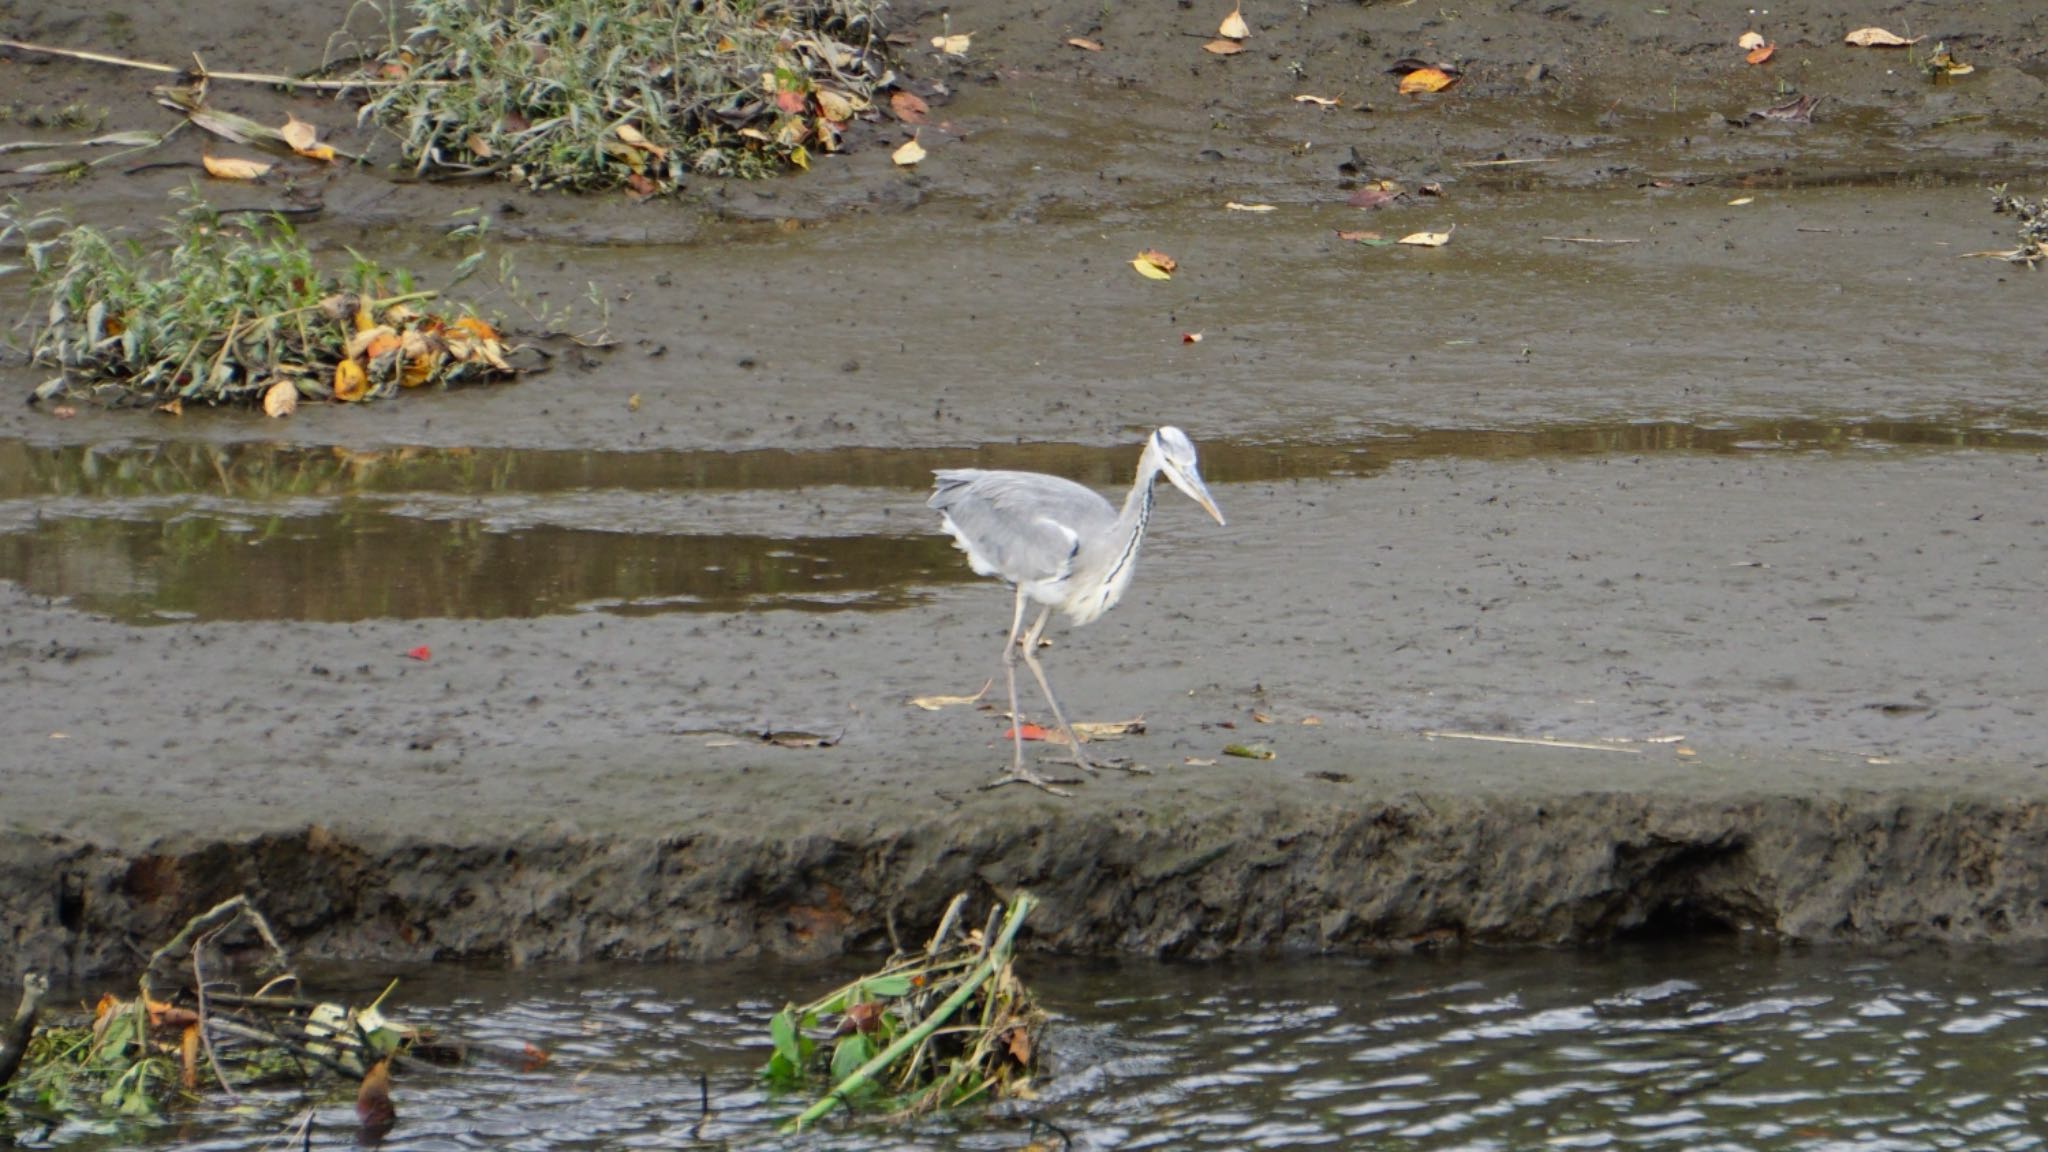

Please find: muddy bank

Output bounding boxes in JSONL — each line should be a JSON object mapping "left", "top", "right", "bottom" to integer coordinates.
{"left": 3, "top": 0, "right": 2048, "bottom": 979}
{"left": 7, "top": 782, "right": 2048, "bottom": 982}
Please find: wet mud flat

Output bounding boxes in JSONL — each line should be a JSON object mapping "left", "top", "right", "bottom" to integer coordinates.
{"left": 3, "top": 0, "right": 2048, "bottom": 979}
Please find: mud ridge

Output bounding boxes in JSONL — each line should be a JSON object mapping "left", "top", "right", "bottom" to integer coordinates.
{"left": 7, "top": 791, "right": 2045, "bottom": 982}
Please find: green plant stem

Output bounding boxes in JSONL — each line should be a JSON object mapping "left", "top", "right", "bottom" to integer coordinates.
{"left": 782, "top": 892, "right": 1036, "bottom": 1133}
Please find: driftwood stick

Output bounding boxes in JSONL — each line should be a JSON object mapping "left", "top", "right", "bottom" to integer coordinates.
{"left": 0, "top": 38, "right": 432, "bottom": 89}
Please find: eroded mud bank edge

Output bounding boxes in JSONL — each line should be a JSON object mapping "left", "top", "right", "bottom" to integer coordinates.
{"left": 6, "top": 787, "right": 2041, "bottom": 982}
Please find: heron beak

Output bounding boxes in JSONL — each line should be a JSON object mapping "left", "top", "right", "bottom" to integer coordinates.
{"left": 1165, "top": 465, "right": 1226, "bottom": 526}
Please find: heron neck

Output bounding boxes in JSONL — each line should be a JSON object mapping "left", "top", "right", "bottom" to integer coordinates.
{"left": 1115, "top": 443, "right": 1161, "bottom": 551}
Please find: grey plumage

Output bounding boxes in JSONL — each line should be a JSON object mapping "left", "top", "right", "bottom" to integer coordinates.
{"left": 929, "top": 427, "right": 1225, "bottom": 794}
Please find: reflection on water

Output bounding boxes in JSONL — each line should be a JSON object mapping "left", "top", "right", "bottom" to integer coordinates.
{"left": 0, "top": 413, "right": 2042, "bottom": 623}
{"left": 10, "top": 945, "right": 2048, "bottom": 1150}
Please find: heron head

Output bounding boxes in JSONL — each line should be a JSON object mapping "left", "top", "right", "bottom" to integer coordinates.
{"left": 1150, "top": 426, "right": 1226, "bottom": 526}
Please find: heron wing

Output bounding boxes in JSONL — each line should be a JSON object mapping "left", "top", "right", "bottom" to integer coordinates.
{"left": 929, "top": 469, "right": 1115, "bottom": 585}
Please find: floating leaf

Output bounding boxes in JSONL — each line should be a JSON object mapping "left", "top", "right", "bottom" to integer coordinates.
{"left": 262, "top": 379, "right": 297, "bottom": 418}
{"left": 405, "top": 646, "right": 431, "bottom": 662}
{"left": 890, "top": 90, "right": 930, "bottom": 123}
{"left": 1222, "top": 742, "right": 1276, "bottom": 760}
{"left": 1336, "top": 228, "right": 1383, "bottom": 242}
{"left": 892, "top": 135, "right": 926, "bottom": 166}
{"left": 910, "top": 679, "right": 992, "bottom": 710}
{"left": 1071, "top": 718, "right": 1145, "bottom": 741}
{"left": 1727, "top": 196, "right": 1755, "bottom": 206}
{"left": 1398, "top": 66, "right": 1458, "bottom": 94}
{"left": 1925, "top": 45, "right": 1974, "bottom": 77}
{"left": 1293, "top": 94, "right": 1340, "bottom": 106}
{"left": 201, "top": 154, "right": 271, "bottom": 180}
{"left": 1182, "top": 331, "right": 1203, "bottom": 342}
{"left": 1745, "top": 42, "right": 1775, "bottom": 64}
{"left": 1067, "top": 37, "right": 1103, "bottom": 51}
{"left": 1202, "top": 39, "right": 1245, "bottom": 55}
{"left": 1398, "top": 226, "right": 1453, "bottom": 246}
{"left": 1737, "top": 31, "right": 1766, "bottom": 50}
{"left": 1225, "top": 201, "right": 1276, "bottom": 211}
{"left": 1844, "top": 27, "right": 1922, "bottom": 47}
{"left": 1132, "top": 249, "right": 1177, "bottom": 279}
{"left": 1219, "top": 4, "right": 1250, "bottom": 39}
{"left": 931, "top": 33, "right": 972, "bottom": 54}
{"left": 279, "top": 114, "right": 334, "bottom": 160}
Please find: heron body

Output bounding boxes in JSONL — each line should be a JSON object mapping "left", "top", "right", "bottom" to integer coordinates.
{"left": 929, "top": 427, "right": 1225, "bottom": 793}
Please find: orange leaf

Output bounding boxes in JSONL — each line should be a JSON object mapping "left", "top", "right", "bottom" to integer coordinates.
{"left": 1398, "top": 66, "right": 1457, "bottom": 94}
{"left": 1745, "top": 43, "right": 1775, "bottom": 65}
{"left": 334, "top": 359, "right": 369, "bottom": 402}
{"left": 889, "top": 90, "right": 929, "bottom": 124}
{"left": 181, "top": 1024, "right": 200, "bottom": 1090}
{"left": 452, "top": 315, "right": 499, "bottom": 342}
{"left": 1002, "top": 723, "right": 1051, "bottom": 741}
{"left": 1006, "top": 1025, "right": 1033, "bottom": 1064}
{"left": 202, "top": 154, "right": 271, "bottom": 180}
{"left": 356, "top": 1058, "right": 396, "bottom": 1133}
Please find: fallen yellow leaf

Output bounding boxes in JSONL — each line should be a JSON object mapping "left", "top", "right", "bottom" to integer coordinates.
{"left": 909, "top": 679, "right": 993, "bottom": 711}
{"left": 1737, "top": 31, "right": 1766, "bottom": 50}
{"left": 1844, "top": 27, "right": 1922, "bottom": 47}
{"left": 201, "top": 154, "right": 271, "bottom": 180}
{"left": 1397, "top": 227, "right": 1454, "bottom": 247}
{"left": 1219, "top": 4, "right": 1250, "bottom": 39}
{"left": 334, "top": 359, "right": 369, "bottom": 402}
{"left": 1202, "top": 38, "right": 1244, "bottom": 55}
{"left": 1398, "top": 66, "right": 1458, "bottom": 94}
{"left": 1132, "top": 249, "right": 1177, "bottom": 279}
{"left": 262, "top": 379, "right": 297, "bottom": 418}
{"left": 931, "top": 32, "right": 972, "bottom": 54}
{"left": 616, "top": 122, "right": 667, "bottom": 159}
{"left": 814, "top": 89, "right": 855, "bottom": 122}
{"left": 1067, "top": 37, "right": 1103, "bottom": 51}
{"left": 891, "top": 135, "right": 926, "bottom": 166}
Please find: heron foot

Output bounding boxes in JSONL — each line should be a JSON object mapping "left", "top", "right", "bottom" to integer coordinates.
{"left": 983, "top": 767, "right": 1084, "bottom": 797}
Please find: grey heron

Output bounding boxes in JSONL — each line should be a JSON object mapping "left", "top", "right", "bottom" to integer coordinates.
{"left": 928, "top": 427, "right": 1226, "bottom": 794}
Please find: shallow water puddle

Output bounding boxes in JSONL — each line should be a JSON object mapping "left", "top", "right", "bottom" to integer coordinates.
{"left": 11, "top": 945, "right": 2048, "bottom": 1150}
{"left": 0, "top": 414, "right": 2041, "bottom": 623}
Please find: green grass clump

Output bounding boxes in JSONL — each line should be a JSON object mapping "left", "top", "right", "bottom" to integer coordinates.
{"left": 349, "top": 0, "right": 890, "bottom": 191}
{"left": 7, "top": 191, "right": 512, "bottom": 406}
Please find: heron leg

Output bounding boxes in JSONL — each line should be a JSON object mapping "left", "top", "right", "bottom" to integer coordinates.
{"left": 1019, "top": 606, "right": 1097, "bottom": 773}
{"left": 992, "top": 589, "right": 1082, "bottom": 794}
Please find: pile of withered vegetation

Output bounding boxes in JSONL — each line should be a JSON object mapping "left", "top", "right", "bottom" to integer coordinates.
{"left": 0, "top": 896, "right": 512, "bottom": 1143}
{"left": 3, "top": 191, "right": 515, "bottom": 410}
{"left": 345, "top": 0, "right": 892, "bottom": 191}
{"left": 766, "top": 891, "right": 1047, "bottom": 1132}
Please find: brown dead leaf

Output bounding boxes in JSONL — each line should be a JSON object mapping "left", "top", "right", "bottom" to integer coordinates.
{"left": 1182, "top": 331, "right": 1203, "bottom": 342}
{"left": 1067, "top": 37, "right": 1103, "bottom": 51}
{"left": 1398, "top": 66, "right": 1458, "bottom": 94}
{"left": 890, "top": 90, "right": 930, "bottom": 123}
{"left": 1070, "top": 718, "right": 1145, "bottom": 741}
{"left": 1218, "top": 4, "right": 1250, "bottom": 39}
{"left": 624, "top": 171, "right": 658, "bottom": 200}
{"left": 1202, "top": 38, "right": 1245, "bottom": 55}
{"left": 334, "top": 359, "right": 369, "bottom": 402}
{"left": 156, "top": 398, "right": 183, "bottom": 417}
{"left": 1745, "top": 42, "right": 1776, "bottom": 65}
{"left": 1844, "top": 27, "right": 1922, "bottom": 47}
{"left": 1335, "top": 228, "right": 1381, "bottom": 241}
{"left": 466, "top": 133, "right": 494, "bottom": 159}
{"left": 262, "top": 379, "right": 298, "bottom": 417}
{"left": 1005, "top": 1025, "right": 1033, "bottom": 1064}
{"left": 1348, "top": 186, "right": 1399, "bottom": 209}
{"left": 356, "top": 1058, "right": 396, "bottom": 1134}
{"left": 201, "top": 154, "right": 271, "bottom": 180}
{"left": 616, "top": 122, "right": 667, "bottom": 159}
